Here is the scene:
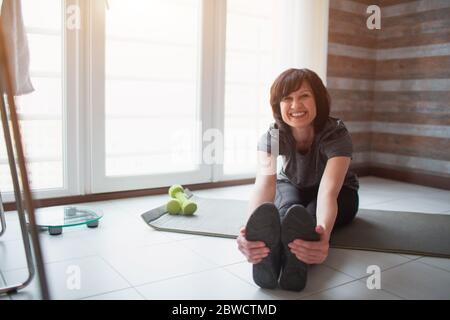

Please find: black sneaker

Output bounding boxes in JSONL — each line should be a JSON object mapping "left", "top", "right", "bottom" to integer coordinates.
{"left": 279, "top": 205, "right": 319, "bottom": 291}
{"left": 245, "top": 203, "right": 281, "bottom": 289}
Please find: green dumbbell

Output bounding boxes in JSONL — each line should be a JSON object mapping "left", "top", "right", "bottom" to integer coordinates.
{"left": 168, "top": 185, "right": 197, "bottom": 215}
{"left": 166, "top": 198, "right": 182, "bottom": 215}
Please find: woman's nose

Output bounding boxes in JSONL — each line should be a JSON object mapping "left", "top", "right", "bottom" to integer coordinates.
{"left": 292, "top": 99, "right": 302, "bottom": 109}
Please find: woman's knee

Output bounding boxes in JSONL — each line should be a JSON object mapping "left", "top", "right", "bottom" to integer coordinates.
{"left": 277, "top": 202, "right": 305, "bottom": 220}
{"left": 274, "top": 180, "right": 302, "bottom": 211}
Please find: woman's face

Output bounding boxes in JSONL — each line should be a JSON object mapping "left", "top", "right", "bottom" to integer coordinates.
{"left": 279, "top": 81, "right": 317, "bottom": 129}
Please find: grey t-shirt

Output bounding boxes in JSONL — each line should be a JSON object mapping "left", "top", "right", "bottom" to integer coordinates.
{"left": 257, "top": 117, "right": 359, "bottom": 191}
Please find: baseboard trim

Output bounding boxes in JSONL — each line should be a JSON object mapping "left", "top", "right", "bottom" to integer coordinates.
{"left": 368, "top": 166, "right": 450, "bottom": 190}
{"left": 2, "top": 178, "right": 255, "bottom": 212}
{"left": 2, "top": 166, "right": 447, "bottom": 211}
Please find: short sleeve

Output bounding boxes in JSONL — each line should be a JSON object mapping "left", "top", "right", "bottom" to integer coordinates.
{"left": 257, "top": 124, "right": 285, "bottom": 155}
{"left": 320, "top": 122, "right": 353, "bottom": 159}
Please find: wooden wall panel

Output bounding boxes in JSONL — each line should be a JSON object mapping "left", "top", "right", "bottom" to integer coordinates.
{"left": 327, "top": 0, "right": 450, "bottom": 188}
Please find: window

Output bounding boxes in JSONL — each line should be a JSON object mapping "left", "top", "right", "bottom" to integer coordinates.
{"left": 0, "top": 0, "right": 64, "bottom": 196}
{"left": 222, "top": 0, "right": 277, "bottom": 177}
{"left": 104, "top": 0, "right": 202, "bottom": 177}
{"left": 91, "top": 0, "right": 210, "bottom": 192}
{"left": 0, "top": 0, "right": 328, "bottom": 198}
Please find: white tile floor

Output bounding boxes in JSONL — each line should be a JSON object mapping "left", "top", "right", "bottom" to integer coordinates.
{"left": 0, "top": 176, "right": 449, "bottom": 300}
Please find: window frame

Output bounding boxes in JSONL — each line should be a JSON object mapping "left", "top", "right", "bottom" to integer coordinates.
{"left": 89, "top": 0, "right": 215, "bottom": 193}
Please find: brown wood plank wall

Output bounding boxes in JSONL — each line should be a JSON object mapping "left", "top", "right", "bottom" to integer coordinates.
{"left": 327, "top": 0, "right": 450, "bottom": 187}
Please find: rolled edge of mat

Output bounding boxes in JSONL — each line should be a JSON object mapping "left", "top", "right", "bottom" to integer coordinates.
{"left": 330, "top": 244, "right": 450, "bottom": 259}
{"left": 148, "top": 225, "right": 238, "bottom": 239}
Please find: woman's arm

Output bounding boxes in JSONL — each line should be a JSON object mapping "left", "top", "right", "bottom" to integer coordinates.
{"left": 237, "top": 151, "right": 277, "bottom": 264}
{"left": 287, "top": 156, "right": 350, "bottom": 265}
{"left": 316, "top": 156, "right": 351, "bottom": 238}
{"left": 247, "top": 151, "right": 277, "bottom": 217}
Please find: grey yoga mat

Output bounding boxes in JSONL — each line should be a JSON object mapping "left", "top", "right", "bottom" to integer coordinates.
{"left": 141, "top": 191, "right": 450, "bottom": 258}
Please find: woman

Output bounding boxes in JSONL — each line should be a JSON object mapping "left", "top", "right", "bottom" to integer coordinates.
{"left": 237, "top": 68, "right": 359, "bottom": 291}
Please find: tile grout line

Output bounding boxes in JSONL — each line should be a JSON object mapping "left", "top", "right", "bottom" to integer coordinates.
{"left": 296, "top": 278, "right": 402, "bottom": 300}
{"left": 219, "top": 265, "right": 262, "bottom": 290}
{"left": 0, "top": 253, "right": 100, "bottom": 274}
{"left": 0, "top": 269, "right": 12, "bottom": 300}
{"left": 92, "top": 255, "right": 141, "bottom": 299}
{"left": 96, "top": 240, "right": 229, "bottom": 292}
{"left": 0, "top": 231, "right": 185, "bottom": 272}
{"left": 78, "top": 285, "right": 144, "bottom": 301}
{"left": 289, "top": 264, "right": 361, "bottom": 300}
{"left": 351, "top": 261, "right": 428, "bottom": 300}
{"left": 220, "top": 263, "right": 358, "bottom": 300}
{"left": 131, "top": 264, "right": 225, "bottom": 293}
{"left": 322, "top": 251, "right": 422, "bottom": 282}
{"left": 416, "top": 260, "right": 450, "bottom": 275}
{"left": 293, "top": 264, "right": 367, "bottom": 300}
{"left": 309, "top": 257, "right": 450, "bottom": 300}
{"left": 354, "top": 259, "right": 419, "bottom": 281}
{"left": 176, "top": 240, "right": 247, "bottom": 268}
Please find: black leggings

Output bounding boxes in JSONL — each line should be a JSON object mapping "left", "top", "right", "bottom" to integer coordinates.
{"left": 274, "top": 180, "right": 359, "bottom": 229}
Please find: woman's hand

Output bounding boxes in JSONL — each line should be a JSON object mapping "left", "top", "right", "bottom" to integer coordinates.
{"left": 237, "top": 226, "right": 270, "bottom": 264}
{"left": 288, "top": 225, "right": 330, "bottom": 264}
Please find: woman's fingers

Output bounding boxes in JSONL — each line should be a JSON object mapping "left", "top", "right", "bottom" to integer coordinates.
{"left": 292, "top": 245, "right": 326, "bottom": 257}
{"left": 248, "top": 252, "right": 269, "bottom": 264}
{"left": 252, "top": 253, "right": 269, "bottom": 261}
{"left": 289, "top": 241, "right": 328, "bottom": 255}
{"left": 236, "top": 228, "right": 272, "bottom": 264}
{"left": 252, "top": 247, "right": 270, "bottom": 255}
{"left": 298, "top": 248, "right": 324, "bottom": 260}
{"left": 294, "top": 252, "right": 320, "bottom": 264}
{"left": 290, "top": 246, "right": 326, "bottom": 264}
{"left": 246, "top": 240, "right": 267, "bottom": 249}
{"left": 293, "top": 239, "right": 324, "bottom": 250}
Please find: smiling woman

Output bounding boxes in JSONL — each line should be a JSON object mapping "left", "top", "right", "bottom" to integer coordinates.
{"left": 237, "top": 68, "right": 359, "bottom": 292}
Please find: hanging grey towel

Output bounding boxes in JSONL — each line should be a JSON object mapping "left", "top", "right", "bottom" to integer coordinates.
{"left": 0, "top": 0, "right": 34, "bottom": 96}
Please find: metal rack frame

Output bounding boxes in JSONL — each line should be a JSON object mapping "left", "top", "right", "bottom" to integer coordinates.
{"left": 0, "top": 18, "right": 50, "bottom": 299}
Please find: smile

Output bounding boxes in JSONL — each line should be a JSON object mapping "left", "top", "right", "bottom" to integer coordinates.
{"left": 289, "top": 111, "right": 307, "bottom": 118}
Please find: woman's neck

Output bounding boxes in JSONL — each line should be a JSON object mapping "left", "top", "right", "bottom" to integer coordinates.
{"left": 291, "top": 125, "right": 314, "bottom": 144}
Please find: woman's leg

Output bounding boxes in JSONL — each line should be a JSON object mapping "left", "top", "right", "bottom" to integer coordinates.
{"left": 305, "top": 186, "right": 359, "bottom": 228}
{"left": 334, "top": 187, "right": 359, "bottom": 227}
{"left": 274, "top": 180, "right": 314, "bottom": 221}
{"left": 274, "top": 181, "right": 319, "bottom": 291}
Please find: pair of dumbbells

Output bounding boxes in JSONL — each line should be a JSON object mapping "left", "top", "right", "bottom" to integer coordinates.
{"left": 166, "top": 185, "right": 197, "bottom": 215}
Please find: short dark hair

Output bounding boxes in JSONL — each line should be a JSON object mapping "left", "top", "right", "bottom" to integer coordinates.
{"left": 269, "top": 68, "right": 331, "bottom": 149}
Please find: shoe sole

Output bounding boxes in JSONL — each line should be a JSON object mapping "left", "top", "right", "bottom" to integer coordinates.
{"left": 246, "top": 203, "right": 281, "bottom": 289}
{"left": 279, "top": 205, "right": 319, "bottom": 291}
